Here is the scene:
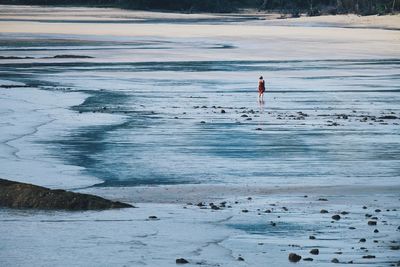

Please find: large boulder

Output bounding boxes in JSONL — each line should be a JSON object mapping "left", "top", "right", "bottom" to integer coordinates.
{"left": 0, "top": 178, "right": 133, "bottom": 210}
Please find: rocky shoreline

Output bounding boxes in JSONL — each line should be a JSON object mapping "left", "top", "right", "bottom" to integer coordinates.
{"left": 0, "top": 178, "right": 133, "bottom": 210}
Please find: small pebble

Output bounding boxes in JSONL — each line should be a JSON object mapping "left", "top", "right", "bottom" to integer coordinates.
{"left": 288, "top": 253, "right": 302, "bottom": 262}
{"left": 362, "top": 255, "right": 376, "bottom": 259}
{"left": 176, "top": 258, "right": 189, "bottom": 264}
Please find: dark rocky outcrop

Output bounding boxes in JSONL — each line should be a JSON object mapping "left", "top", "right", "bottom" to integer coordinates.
{"left": 0, "top": 178, "right": 133, "bottom": 210}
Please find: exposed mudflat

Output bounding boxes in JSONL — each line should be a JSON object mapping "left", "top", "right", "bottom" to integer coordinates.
{"left": 0, "top": 5, "right": 399, "bottom": 267}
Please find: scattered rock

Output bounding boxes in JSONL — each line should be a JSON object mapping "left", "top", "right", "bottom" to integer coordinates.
{"left": 309, "top": 235, "right": 316, "bottom": 240}
{"left": 255, "top": 128, "right": 262, "bottom": 131}
{"left": 288, "top": 253, "right": 302, "bottom": 262}
{"left": 211, "top": 205, "right": 220, "bottom": 210}
{"left": 221, "top": 109, "right": 226, "bottom": 113}
{"left": 362, "top": 255, "right": 376, "bottom": 259}
{"left": 318, "top": 198, "right": 328, "bottom": 201}
{"left": 176, "top": 258, "right": 189, "bottom": 264}
{"left": 331, "top": 258, "right": 339, "bottom": 263}
{"left": 242, "top": 209, "right": 249, "bottom": 213}
{"left": 303, "top": 257, "right": 313, "bottom": 261}
{"left": 359, "top": 238, "right": 366, "bottom": 242}
{"left": 320, "top": 209, "right": 329, "bottom": 214}
{"left": 0, "top": 178, "right": 133, "bottom": 210}
{"left": 368, "top": 221, "right": 377, "bottom": 226}
{"left": 332, "top": 214, "right": 341, "bottom": 221}
{"left": 237, "top": 256, "right": 245, "bottom": 261}
{"left": 374, "top": 229, "right": 379, "bottom": 233}
{"left": 310, "top": 249, "right": 319, "bottom": 255}
{"left": 375, "top": 209, "right": 381, "bottom": 212}
{"left": 378, "top": 115, "right": 398, "bottom": 119}
{"left": 53, "top": 54, "right": 93, "bottom": 59}
{"left": 148, "top": 216, "right": 158, "bottom": 220}
{"left": 341, "top": 211, "right": 349, "bottom": 215}
{"left": 349, "top": 227, "right": 356, "bottom": 230}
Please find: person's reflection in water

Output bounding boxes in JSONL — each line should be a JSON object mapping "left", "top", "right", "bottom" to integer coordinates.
{"left": 258, "top": 97, "right": 265, "bottom": 113}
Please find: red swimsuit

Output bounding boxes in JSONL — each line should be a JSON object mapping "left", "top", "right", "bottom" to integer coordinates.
{"left": 258, "top": 80, "right": 265, "bottom": 93}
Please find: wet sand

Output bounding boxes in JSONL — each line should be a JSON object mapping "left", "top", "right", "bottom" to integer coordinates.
{"left": 0, "top": 5, "right": 399, "bottom": 266}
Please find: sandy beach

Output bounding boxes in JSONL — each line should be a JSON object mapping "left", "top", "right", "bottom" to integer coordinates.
{"left": 0, "top": 5, "right": 399, "bottom": 266}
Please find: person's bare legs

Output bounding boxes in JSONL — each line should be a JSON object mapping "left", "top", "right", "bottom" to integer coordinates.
{"left": 259, "top": 92, "right": 264, "bottom": 102}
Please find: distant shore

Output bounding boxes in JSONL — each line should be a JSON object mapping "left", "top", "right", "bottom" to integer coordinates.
{"left": 0, "top": 0, "right": 399, "bottom": 15}
{"left": 0, "top": 5, "right": 399, "bottom": 32}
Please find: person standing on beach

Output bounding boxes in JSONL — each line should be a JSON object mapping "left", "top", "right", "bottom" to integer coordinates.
{"left": 258, "top": 76, "right": 265, "bottom": 101}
